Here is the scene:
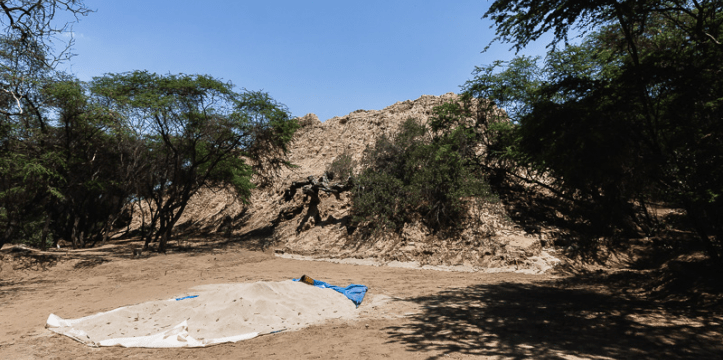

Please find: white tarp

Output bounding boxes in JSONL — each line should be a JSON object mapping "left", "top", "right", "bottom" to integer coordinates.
{"left": 46, "top": 280, "right": 357, "bottom": 348}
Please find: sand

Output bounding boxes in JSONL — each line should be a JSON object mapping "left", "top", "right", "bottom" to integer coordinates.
{"left": 47, "top": 280, "right": 358, "bottom": 347}
{"left": 3, "top": 247, "right": 720, "bottom": 358}
{"left": 276, "top": 251, "right": 561, "bottom": 274}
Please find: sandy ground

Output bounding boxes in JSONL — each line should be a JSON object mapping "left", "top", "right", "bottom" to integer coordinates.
{"left": 1, "top": 243, "right": 722, "bottom": 359}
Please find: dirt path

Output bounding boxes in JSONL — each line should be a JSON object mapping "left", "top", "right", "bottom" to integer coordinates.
{"left": 1, "top": 245, "right": 721, "bottom": 359}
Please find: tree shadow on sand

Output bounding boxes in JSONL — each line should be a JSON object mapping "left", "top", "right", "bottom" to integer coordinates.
{"left": 385, "top": 281, "right": 723, "bottom": 359}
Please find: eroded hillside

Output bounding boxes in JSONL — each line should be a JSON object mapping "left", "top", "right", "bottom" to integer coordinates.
{"left": 129, "top": 93, "right": 560, "bottom": 273}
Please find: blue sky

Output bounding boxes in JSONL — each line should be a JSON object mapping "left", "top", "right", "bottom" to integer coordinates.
{"left": 60, "top": 1, "right": 551, "bottom": 121}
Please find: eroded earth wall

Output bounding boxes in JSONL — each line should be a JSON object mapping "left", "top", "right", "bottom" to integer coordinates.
{"left": 129, "top": 93, "right": 559, "bottom": 273}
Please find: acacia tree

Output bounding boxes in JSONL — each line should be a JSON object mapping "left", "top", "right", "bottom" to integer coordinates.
{"left": 90, "top": 71, "right": 299, "bottom": 252}
{"left": 0, "top": 0, "right": 91, "bottom": 119}
{"left": 41, "top": 79, "right": 132, "bottom": 249}
{"left": 0, "top": 0, "right": 91, "bottom": 249}
{"left": 472, "top": 0, "right": 723, "bottom": 260}
{"left": 0, "top": 3, "right": 300, "bottom": 252}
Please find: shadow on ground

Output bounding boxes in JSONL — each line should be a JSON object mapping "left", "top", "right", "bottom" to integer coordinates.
{"left": 0, "top": 229, "right": 276, "bottom": 277}
{"left": 386, "top": 281, "right": 723, "bottom": 359}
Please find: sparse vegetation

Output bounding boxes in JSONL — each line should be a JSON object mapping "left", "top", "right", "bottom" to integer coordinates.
{"left": 326, "top": 151, "right": 356, "bottom": 182}
{"left": 0, "top": 3, "right": 298, "bottom": 251}
{"left": 351, "top": 116, "right": 495, "bottom": 236}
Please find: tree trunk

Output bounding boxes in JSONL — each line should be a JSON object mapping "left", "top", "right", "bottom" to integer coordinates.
{"left": 39, "top": 215, "right": 51, "bottom": 251}
{"left": 101, "top": 213, "right": 115, "bottom": 245}
{"left": 159, "top": 227, "right": 169, "bottom": 253}
{"left": 71, "top": 215, "right": 80, "bottom": 249}
{"left": 685, "top": 201, "right": 720, "bottom": 264}
{"left": 157, "top": 209, "right": 172, "bottom": 253}
{"left": 127, "top": 202, "right": 135, "bottom": 234}
{"left": 159, "top": 194, "right": 192, "bottom": 253}
{"left": 142, "top": 204, "right": 161, "bottom": 250}
{"left": 0, "top": 220, "right": 15, "bottom": 251}
{"left": 78, "top": 229, "right": 86, "bottom": 249}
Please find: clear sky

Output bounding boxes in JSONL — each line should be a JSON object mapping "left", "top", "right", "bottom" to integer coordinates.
{"left": 60, "top": 1, "right": 550, "bottom": 121}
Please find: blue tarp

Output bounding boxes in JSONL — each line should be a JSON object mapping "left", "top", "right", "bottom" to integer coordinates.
{"left": 293, "top": 277, "right": 368, "bottom": 308}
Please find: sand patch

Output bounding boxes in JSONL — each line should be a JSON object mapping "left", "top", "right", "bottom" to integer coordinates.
{"left": 277, "top": 251, "right": 561, "bottom": 274}
{"left": 46, "top": 280, "right": 358, "bottom": 347}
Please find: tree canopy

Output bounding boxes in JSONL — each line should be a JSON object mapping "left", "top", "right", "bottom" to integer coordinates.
{"left": 89, "top": 71, "right": 298, "bottom": 251}
{"left": 350, "top": 109, "right": 494, "bottom": 237}
{"left": 0, "top": 2, "right": 299, "bottom": 251}
{"left": 471, "top": 0, "right": 723, "bottom": 261}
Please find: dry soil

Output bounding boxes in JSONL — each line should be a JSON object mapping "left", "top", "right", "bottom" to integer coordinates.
{"left": 1, "top": 241, "right": 721, "bottom": 359}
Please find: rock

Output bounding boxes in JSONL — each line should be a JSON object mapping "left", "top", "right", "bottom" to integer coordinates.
{"left": 296, "top": 113, "right": 321, "bottom": 127}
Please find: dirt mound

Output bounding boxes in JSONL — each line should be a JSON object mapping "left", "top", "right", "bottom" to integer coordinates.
{"left": 129, "top": 93, "right": 558, "bottom": 273}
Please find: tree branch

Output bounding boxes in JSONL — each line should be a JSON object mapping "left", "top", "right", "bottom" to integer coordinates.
{"left": 705, "top": 32, "right": 722, "bottom": 45}
{"left": 1, "top": 88, "right": 23, "bottom": 114}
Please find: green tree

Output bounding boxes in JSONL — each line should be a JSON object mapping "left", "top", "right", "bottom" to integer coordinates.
{"left": 0, "top": 1, "right": 91, "bottom": 249}
{"left": 90, "top": 71, "right": 298, "bottom": 252}
{"left": 0, "top": 3, "right": 300, "bottom": 253}
{"left": 352, "top": 113, "right": 494, "bottom": 236}
{"left": 41, "top": 79, "right": 130, "bottom": 249}
{"left": 473, "top": 0, "right": 723, "bottom": 260}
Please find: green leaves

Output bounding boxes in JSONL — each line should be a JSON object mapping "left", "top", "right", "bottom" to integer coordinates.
{"left": 1, "top": 67, "right": 297, "bottom": 250}
{"left": 484, "top": 0, "right": 614, "bottom": 52}
{"left": 0, "top": 3, "right": 298, "bottom": 251}
{"left": 478, "top": 0, "right": 723, "bottom": 259}
{"left": 352, "top": 116, "right": 494, "bottom": 236}
{"left": 464, "top": 56, "right": 543, "bottom": 123}
{"left": 87, "top": 71, "right": 297, "bottom": 250}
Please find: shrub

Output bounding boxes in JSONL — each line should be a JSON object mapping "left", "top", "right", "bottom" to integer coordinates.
{"left": 326, "top": 151, "right": 356, "bottom": 182}
{"left": 351, "top": 116, "right": 494, "bottom": 236}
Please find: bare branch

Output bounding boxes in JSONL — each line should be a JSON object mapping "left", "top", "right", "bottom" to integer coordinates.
{"left": 705, "top": 31, "right": 722, "bottom": 45}
{"left": 1, "top": 87, "right": 23, "bottom": 113}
